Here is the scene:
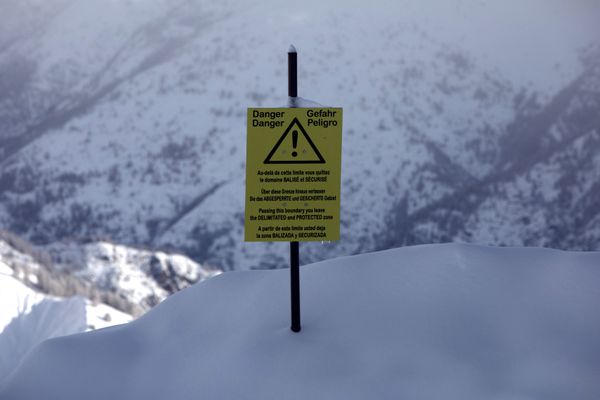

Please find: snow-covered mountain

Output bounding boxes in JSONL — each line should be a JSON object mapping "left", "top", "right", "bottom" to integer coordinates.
{"left": 0, "top": 231, "right": 219, "bottom": 317}
{"left": 0, "top": 0, "right": 599, "bottom": 270}
{"left": 0, "top": 234, "right": 132, "bottom": 381}
{"left": 2, "top": 243, "right": 599, "bottom": 399}
{"left": 0, "top": 231, "right": 219, "bottom": 380}
{"left": 44, "top": 240, "right": 221, "bottom": 309}
{"left": 380, "top": 52, "right": 600, "bottom": 250}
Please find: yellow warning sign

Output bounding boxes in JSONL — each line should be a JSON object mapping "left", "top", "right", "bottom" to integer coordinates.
{"left": 264, "top": 118, "right": 325, "bottom": 164}
{"left": 245, "top": 108, "right": 343, "bottom": 242}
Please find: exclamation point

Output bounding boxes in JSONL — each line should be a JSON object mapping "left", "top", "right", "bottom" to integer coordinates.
{"left": 292, "top": 130, "right": 298, "bottom": 157}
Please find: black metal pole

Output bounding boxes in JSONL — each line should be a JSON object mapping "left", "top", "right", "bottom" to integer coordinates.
{"left": 290, "top": 241, "right": 300, "bottom": 332}
{"left": 288, "top": 45, "right": 301, "bottom": 333}
{"left": 288, "top": 46, "right": 298, "bottom": 98}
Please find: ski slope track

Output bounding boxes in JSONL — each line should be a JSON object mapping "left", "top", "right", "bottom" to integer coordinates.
{"left": 1, "top": 244, "right": 599, "bottom": 399}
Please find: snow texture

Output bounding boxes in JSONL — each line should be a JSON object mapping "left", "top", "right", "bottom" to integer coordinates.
{"left": 287, "top": 96, "right": 324, "bottom": 108}
{"left": 1, "top": 243, "right": 599, "bottom": 399}
{"left": 0, "top": 296, "right": 86, "bottom": 382}
{"left": 0, "top": 271, "right": 132, "bottom": 382}
{"left": 0, "top": 273, "right": 44, "bottom": 335}
{"left": 0, "top": 240, "right": 133, "bottom": 381}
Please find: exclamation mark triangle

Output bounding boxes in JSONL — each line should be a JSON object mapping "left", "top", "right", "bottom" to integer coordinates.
{"left": 264, "top": 118, "right": 325, "bottom": 164}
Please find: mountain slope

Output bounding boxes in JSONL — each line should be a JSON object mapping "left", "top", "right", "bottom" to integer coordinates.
{"left": 2, "top": 243, "right": 599, "bottom": 399}
{"left": 0, "top": 230, "right": 220, "bottom": 319}
{"left": 381, "top": 56, "right": 600, "bottom": 249}
{"left": 0, "top": 0, "right": 598, "bottom": 270}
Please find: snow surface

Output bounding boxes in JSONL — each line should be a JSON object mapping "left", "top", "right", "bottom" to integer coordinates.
{"left": 0, "top": 240, "right": 133, "bottom": 382}
{"left": 0, "top": 272, "right": 44, "bottom": 335}
{"left": 0, "top": 295, "right": 86, "bottom": 382}
{"left": 0, "top": 271, "right": 132, "bottom": 382}
{"left": 1, "top": 243, "right": 599, "bottom": 399}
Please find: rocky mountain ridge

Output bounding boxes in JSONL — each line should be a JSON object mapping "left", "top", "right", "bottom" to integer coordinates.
{"left": 0, "top": 230, "right": 218, "bottom": 316}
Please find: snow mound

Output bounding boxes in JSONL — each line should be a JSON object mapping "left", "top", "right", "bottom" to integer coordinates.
{"left": 0, "top": 296, "right": 86, "bottom": 381}
{"left": 1, "top": 244, "right": 599, "bottom": 399}
{"left": 0, "top": 270, "right": 45, "bottom": 334}
{"left": 0, "top": 272, "right": 132, "bottom": 382}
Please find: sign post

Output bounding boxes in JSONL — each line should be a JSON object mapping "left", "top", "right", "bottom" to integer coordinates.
{"left": 288, "top": 46, "right": 301, "bottom": 333}
{"left": 245, "top": 46, "right": 342, "bottom": 333}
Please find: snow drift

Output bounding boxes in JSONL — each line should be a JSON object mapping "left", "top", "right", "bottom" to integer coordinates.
{"left": 0, "top": 262, "right": 131, "bottom": 381}
{"left": 1, "top": 243, "right": 599, "bottom": 399}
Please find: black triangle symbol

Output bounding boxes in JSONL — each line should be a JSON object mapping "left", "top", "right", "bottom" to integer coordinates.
{"left": 264, "top": 118, "right": 325, "bottom": 164}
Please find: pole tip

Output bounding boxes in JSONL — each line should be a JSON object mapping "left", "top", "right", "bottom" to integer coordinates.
{"left": 288, "top": 44, "right": 297, "bottom": 53}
